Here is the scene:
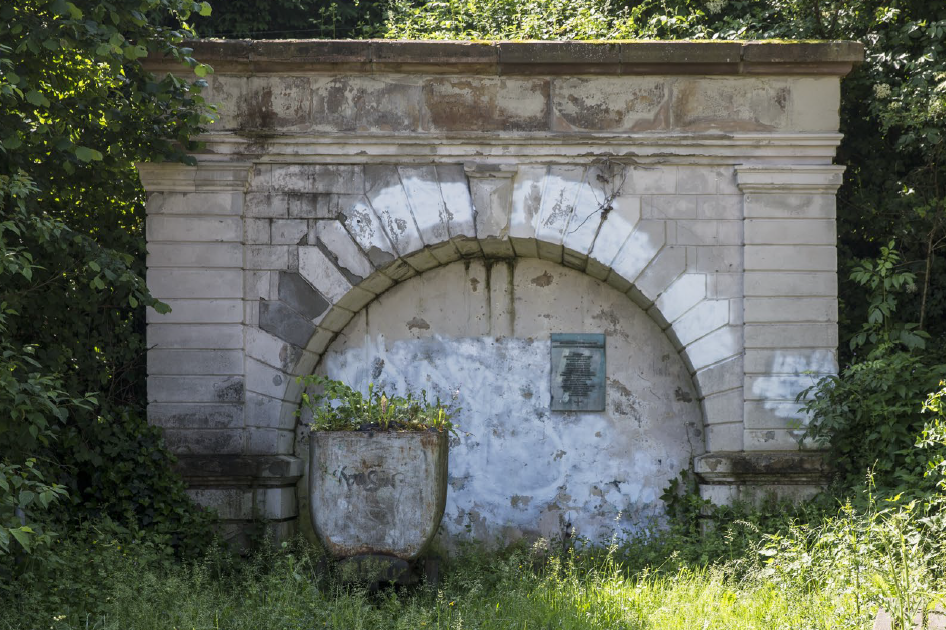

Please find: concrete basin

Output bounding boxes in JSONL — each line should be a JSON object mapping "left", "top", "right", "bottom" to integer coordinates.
{"left": 308, "top": 430, "right": 448, "bottom": 560}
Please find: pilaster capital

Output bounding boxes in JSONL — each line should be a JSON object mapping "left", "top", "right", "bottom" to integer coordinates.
{"left": 463, "top": 163, "right": 518, "bottom": 180}
{"left": 735, "top": 164, "right": 846, "bottom": 194}
{"left": 137, "top": 161, "right": 254, "bottom": 193}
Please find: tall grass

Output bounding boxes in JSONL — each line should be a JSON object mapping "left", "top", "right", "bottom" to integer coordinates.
{"left": 0, "top": 533, "right": 864, "bottom": 630}
{"left": 4, "top": 482, "right": 946, "bottom": 629}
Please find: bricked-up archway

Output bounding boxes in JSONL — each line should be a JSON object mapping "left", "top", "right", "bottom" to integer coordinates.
{"left": 138, "top": 39, "right": 860, "bottom": 542}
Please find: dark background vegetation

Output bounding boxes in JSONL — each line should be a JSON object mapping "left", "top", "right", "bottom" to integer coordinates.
{"left": 1, "top": 0, "right": 946, "bottom": 622}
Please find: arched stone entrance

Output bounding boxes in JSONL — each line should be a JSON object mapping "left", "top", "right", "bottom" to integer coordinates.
{"left": 138, "top": 39, "right": 860, "bottom": 542}
{"left": 306, "top": 257, "right": 704, "bottom": 543}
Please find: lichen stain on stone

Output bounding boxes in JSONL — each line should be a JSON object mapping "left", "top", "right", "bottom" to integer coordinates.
{"left": 345, "top": 206, "right": 375, "bottom": 239}
{"left": 531, "top": 271, "right": 553, "bottom": 287}
{"left": 469, "top": 277, "right": 480, "bottom": 292}
{"left": 510, "top": 495, "right": 532, "bottom": 508}
{"left": 214, "top": 378, "right": 244, "bottom": 403}
{"left": 519, "top": 386, "right": 533, "bottom": 399}
{"left": 674, "top": 387, "right": 694, "bottom": 403}
{"left": 371, "top": 358, "right": 385, "bottom": 380}
{"left": 592, "top": 307, "right": 625, "bottom": 337}
{"left": 272, "top": 374, "right": 283, "bottom": 386}
{"left": 406, "top": 317, "right": 431, "bottom": 331}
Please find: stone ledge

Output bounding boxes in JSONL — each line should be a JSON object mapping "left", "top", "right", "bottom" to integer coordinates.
{"left": 694, "top": 450, "right": 830, "bottom": 485}
{"left": 175, "top": 454, "right": 303, "bottom": 487}
{"left": 145, "top": 39, "right": 864, "bottom": 76}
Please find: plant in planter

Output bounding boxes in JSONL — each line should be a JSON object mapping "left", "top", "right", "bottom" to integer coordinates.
{"left": 298, "top": 375, "right": 456, "bottom": 584}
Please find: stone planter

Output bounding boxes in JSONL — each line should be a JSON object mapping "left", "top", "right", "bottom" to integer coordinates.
{"left": 308, "top": 430, "right": 448, "bottom": 561}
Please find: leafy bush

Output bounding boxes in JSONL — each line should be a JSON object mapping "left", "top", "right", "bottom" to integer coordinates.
{"left": 800, "top": 244, "right": 945, "bottom": 493}
{"left": 0, "top": 460, "right": 67, "bottom": 557}
{"left": 298, "top": 375, "right": 457, "bottom": 433}
{"left": 0, "top": 0, "right": 219, "bottom": 582}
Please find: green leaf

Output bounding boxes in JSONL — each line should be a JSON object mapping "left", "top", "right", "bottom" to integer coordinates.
{"left": 74, "top": 146, "right": 103, "bottom": 162}
{"left": 194, "top": 64, "right": 209, "bottom": 78}
{"left": 199, "top": 1, "right": 212, "bottom": 16}
{"left": 9, "top": 528, "right": 31, "bottom": 553}
{"left": 25, "top": 90, "right": 50, "bottom": 107}
{"left": 88, "top": 260, "right": 101, "bottom": 272}
{"left": 19, "top": 489, "right": 35, "bottom": 508}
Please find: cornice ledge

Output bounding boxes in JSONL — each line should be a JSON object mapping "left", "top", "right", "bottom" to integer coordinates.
{"left": 694, "top": 451, "right": 831, "bottom": 486}
{"left": 137, "top": 161, "right": 254, "bottom": 193}
{"left": 735, "top": 164, "right": 846, "bottom": 193}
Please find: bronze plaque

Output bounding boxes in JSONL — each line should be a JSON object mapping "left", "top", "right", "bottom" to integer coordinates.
{"left": 550, "top": 333, "right": 606, "bottom": 412}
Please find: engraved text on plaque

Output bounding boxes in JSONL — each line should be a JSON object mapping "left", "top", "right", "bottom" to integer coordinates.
{"left": 550, "top": 333, "right": 606, "bottom": 411}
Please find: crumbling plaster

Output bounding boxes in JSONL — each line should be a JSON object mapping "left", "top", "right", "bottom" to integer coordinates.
{"left": 300, "top": 259, "right": 703, "bottom": 543}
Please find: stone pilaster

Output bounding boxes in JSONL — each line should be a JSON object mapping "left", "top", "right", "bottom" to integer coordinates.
{"left": 139, "top": 161, "right": 302, "bottom": 544}
{"left": 693, "top": 165, "right": 843, "bottom": 502}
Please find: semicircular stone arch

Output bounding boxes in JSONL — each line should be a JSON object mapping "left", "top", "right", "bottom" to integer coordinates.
{"left": 240, "top": 162, "right": 744, "bottom": 543}
{"left": 250, "top": 162, "right": 743, "bottom": 453}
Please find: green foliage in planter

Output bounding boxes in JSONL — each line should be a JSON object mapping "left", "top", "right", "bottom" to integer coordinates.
{"left": 298, "top": 375, "right": 457, "bottom": 433}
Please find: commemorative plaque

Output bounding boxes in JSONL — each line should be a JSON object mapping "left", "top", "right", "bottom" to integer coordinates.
{"left": 550, "top": 333, "right": 606, "bottom": 412}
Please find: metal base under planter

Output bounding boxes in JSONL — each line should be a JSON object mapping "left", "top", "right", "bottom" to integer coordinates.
{"left": 335, "top": 554, "right": 441, "bottom": 589}
{"left": 309, "top": 430, "right": 449, "bottom": 561}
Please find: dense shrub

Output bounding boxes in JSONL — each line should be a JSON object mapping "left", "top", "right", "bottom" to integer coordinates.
{"left": 0, "top": 0, "right": 218, "bottom": 579}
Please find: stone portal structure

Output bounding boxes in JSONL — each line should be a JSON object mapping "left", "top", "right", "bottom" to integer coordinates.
{"left": 138, "top": 40, "right": 863, "bottom": 544}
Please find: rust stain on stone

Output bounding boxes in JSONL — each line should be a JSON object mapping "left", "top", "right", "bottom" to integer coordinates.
{"left": 406, "top": 317, "right": 430, "bottom": 331}
{"left": 423, "top": 77, "right": 549, "bottom": 132}
{"left": 531, "top": 271, "right": 553, "bottom": 287}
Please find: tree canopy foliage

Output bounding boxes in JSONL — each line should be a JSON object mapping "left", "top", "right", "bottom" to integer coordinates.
{"left": 0, "top": 0, "right": 217, "bottom": 573}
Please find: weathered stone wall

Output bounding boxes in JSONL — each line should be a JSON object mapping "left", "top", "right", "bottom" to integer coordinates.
{"left": 308, "top": 258, "right": 703, "bottom": 543}
{"left": 138, "top": 40, "right": 861, "bottom": 544}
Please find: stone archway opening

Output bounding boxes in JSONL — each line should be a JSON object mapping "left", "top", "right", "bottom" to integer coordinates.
{"left": 298, "top": 257, "right": 704, "bottom": 543}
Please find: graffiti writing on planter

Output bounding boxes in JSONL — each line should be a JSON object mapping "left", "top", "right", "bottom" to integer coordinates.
{"left": 335, "top": 466, "right": 402, "bottom": 492}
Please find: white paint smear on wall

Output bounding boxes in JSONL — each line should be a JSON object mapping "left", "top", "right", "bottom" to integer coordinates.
{"left": 303, "top": 259, "right": 705, "bottom": 544}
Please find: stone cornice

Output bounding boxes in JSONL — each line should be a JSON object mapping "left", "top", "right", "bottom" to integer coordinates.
{"left": 174, "top": 455, "right": 304, "bottom": 488}
{"left": 137, "top": 162, "right": 254, "bottom": 193}
{"left": 191, "top": 132, "right": 845, "bottom": 163}
{"left": 144, "top": 39, "right": 864, "bottom": 76}
{"left": 694, "top": 451, "right": 831, "bottom": 485}
{"left": 735, "top": 164, "right": 846, "bottom": 193}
